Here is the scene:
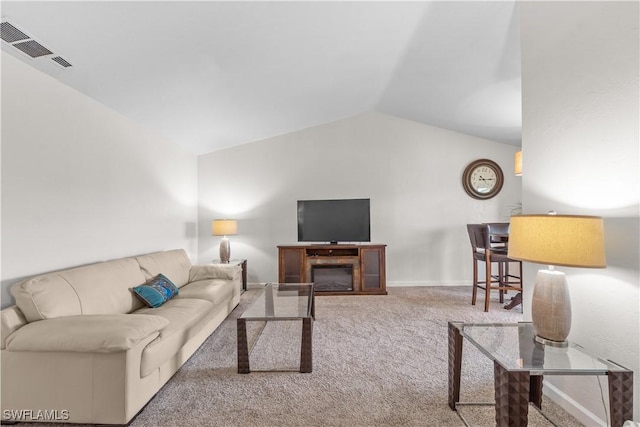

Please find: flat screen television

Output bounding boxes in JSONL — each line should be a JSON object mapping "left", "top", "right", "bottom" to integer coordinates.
{"left": 297, "top": 198, "right": 370, "bottom": 244}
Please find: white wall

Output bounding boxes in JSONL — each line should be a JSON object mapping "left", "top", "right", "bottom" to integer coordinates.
{"left": 1, "top": 52, "right": 198, "bottom": 308}
{"left": 198, "top": 112, "right": 521, "bottom": 286}
{"left": 520, "top": 1, "right": 639, "bottom": 424}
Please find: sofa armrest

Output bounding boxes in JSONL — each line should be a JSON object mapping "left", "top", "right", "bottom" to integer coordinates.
{"left": 189, "top": 264, "right": 241, "bottom": 282}
{"left": 1, "top": 306, "right": 27, "bottom": 350}
{"left": 4, "top": 314, "right": 168, "bottom": 353}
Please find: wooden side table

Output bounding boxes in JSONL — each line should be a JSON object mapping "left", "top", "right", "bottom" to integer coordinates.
{"left": 213, "top": 258, "right": 247, "bottom": 291}
{"left": 448, "top": 322, "right": 633, "bottom": 427}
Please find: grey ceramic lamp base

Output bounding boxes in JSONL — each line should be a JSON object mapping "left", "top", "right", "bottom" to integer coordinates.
{"left": 531, "top": 269, "right": 571, "bottom": 347}
{"left": 219, "top": 237, "right": 231, "bottom": 263}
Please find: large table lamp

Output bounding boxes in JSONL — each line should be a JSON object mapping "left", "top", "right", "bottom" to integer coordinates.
{"left": 508, "top": 214, "right": 606, "bottom": 347}
{"left": 212, "top": 219, "right": 238, "bottom": 263}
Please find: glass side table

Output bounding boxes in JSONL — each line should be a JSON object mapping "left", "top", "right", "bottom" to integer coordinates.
{"left": 448, "top": 322, "right": 634, "bottom": 427}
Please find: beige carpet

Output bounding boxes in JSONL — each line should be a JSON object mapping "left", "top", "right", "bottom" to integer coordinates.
{"left": 126, "top": 286, "right": 583, "bottom": 427}
{"left": 10, "top": 286, "right": 584, "bottom": 426}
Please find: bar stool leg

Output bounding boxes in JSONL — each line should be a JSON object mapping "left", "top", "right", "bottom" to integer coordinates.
{"left": 484, "top": 254, "right": 492, "bottom": 312}
{"left": 472, "top": 258, "right": 478, "bottom": 305}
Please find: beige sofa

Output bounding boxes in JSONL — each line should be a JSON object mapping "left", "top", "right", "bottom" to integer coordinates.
{"left": 0, "top": 249, "right": 242, "bottom": 425}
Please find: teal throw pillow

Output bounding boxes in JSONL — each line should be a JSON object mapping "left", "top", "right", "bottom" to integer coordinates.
{"left": 133, "top": 274, "right": 179, "bottom": 308}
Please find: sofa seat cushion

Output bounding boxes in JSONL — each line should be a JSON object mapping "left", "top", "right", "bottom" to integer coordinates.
{"left": 4, "top": 314, "right": 168, "bottom": 353}
{"left": 136, "top": 249, "right": 191, "bottom": 288}
{"left": 135, "top": 298, "right": 213, "bottom": 376}
{"left": 175, "top": 279, "right": 235, "bottom": 307}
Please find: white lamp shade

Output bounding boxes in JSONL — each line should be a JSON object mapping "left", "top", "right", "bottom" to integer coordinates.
{"left": 212, "top": 219, "right": 238, "bottom": 236}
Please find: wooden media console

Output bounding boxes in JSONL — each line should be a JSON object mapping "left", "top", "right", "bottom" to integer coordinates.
{"left": 278, "top": 244, "right": 386, "bottom": 295}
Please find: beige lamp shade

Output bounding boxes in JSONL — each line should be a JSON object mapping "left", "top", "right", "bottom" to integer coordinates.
{"left": 514, "top": 150, "right": 522, "bottom": 176}
{"left": 508, "top": 214, "right": 606, "bottom": 268}
{"left": 212, "top": 219, "right": 238, "bottom": 236}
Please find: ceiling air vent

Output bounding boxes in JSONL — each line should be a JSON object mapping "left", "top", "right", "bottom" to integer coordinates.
{"left": 1, "top": 21, "right": 30, "bottom": 43}
{"left": 12, "top": 39, "right": 53, "bottom": 58}
{"left": 52, "top": 56, "right": 72, "bottom": 68}
{"left": 1, "top": 19, "right": 72, "bottom": 67}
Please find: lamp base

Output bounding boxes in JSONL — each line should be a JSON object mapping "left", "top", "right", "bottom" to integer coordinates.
{"left": 534, "top": 335, "right": 569, "bottom": 348}
{"left": 219, "top": 237, "right": 231, "bottom": 263}
{"left": 531, "top": 269, "right": 572, "bottom": 346}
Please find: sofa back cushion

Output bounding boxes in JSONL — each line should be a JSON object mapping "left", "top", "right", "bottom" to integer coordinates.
{"left": 135, "top": 249, "right": 192, "bottom": 288}
{"left": 11, "top": 258, "right": 146, "bottom": 322}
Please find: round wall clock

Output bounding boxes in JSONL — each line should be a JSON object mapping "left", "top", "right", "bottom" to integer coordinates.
{"left": 462, "top": 159, "right": 504, "bottom": 200}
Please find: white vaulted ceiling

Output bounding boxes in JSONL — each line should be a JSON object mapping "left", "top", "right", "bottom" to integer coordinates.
{"left": 1, "top": 1, "right": 522, "bottom": 154}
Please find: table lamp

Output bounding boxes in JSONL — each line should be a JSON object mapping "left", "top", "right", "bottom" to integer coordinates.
{"left": 508, "top": 213, "right": 606, "bottom": 347}
{"left": 212, "top": 219, "right": 238, "bottom": 263}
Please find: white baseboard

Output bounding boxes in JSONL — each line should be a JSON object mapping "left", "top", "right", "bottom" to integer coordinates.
{"left": 252, "top": 282, "right": 473, "bottom": 288}
{"left": 543, "top": 381, "right": 607, "bottom": 427}
{"left": 386, "top": 281, "right": 472, "bottom": 287}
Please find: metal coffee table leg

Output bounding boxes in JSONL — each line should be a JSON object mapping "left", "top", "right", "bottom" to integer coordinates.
{"left": 448, "top": 322, "right": 463, "bottom": 410}
{"left": 237, "top": 318, "right": 250, "bottom": 374}
{"left": 300, "top": 317, "right": 313, "bottom": 373}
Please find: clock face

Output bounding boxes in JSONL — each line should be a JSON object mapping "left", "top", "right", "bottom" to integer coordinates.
{"left": 462, "top": 159, "right": 504, "bottom": 200}
{"left": 470, "top": 165, "right": 497, "bottom": 194}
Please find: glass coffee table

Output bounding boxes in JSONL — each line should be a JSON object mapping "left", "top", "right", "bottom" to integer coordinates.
{"left": 448, "top": 322, "right": 634, "bottom": 427}
{"left": 237, "top": 283, "right": 314, "bottom": 373}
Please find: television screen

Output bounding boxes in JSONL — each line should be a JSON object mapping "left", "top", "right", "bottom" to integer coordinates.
{"left": 297, "top": 199, "right": 370, "bottom": 243}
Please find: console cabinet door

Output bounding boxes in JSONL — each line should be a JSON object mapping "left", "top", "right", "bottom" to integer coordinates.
{"left": 361, "top": 247, "right": 386, "bottom": 292}
{"left": 279, "top": 247, "right": 305, "bottom": 283}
